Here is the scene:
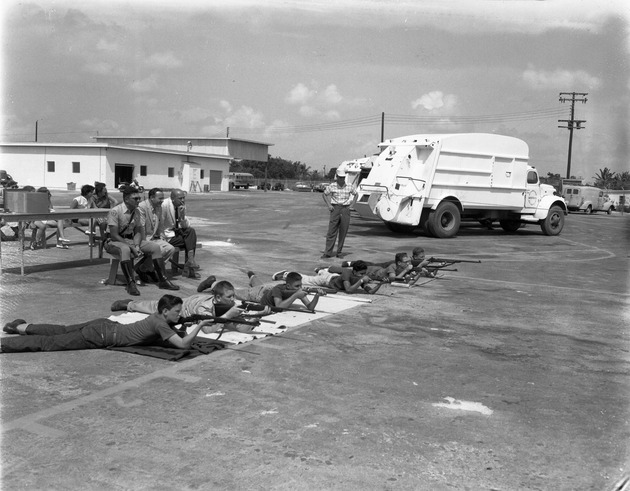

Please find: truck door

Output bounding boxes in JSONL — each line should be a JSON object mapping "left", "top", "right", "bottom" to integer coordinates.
{"left": 523, "top": 169, "right": 541, "bottom": 211}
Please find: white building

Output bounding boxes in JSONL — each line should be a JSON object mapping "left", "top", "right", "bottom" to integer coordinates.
{"left": 0, "top": 136, "right": 271, "bottom": 192}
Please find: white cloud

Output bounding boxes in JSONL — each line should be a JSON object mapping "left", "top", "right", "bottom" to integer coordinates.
{"left": 146, "top": 51, "right": 182, "bottom": 68}
{"left": 323, "top": 84, "right": 343, "bottom": 105}
{"left": 286, "top": 83, "right": 315, "bottom": 105}
{"left": 83, "top": 62, "right": 114, "bottom": 75}
{"left": 130, "top": 74, "right": 159, "bottom": 93}
{"left": 522, "top": 65, "right": 602, "bottom": 91}
{"left": 411, "top": 91, "right": 458, "bottom": 113}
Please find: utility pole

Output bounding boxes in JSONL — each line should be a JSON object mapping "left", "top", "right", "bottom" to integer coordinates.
{"left": 35, "top": 120, "right": 38, "bottom": 142}
{"left": 558, "top": 92, "right": 587, "bottom": 179}
{"left": 380, "top": 112, "right": 385, "bottom": 143}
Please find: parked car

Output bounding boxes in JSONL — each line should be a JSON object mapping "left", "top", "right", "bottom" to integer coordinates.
{"left": 294, "top": 182, "right": 313, "bottom": 192}
{"left": 272, "top": 182, "right": 285, "bottom": 191}
{"left": 313, "top": 183, "right": 328, "bottom": 193}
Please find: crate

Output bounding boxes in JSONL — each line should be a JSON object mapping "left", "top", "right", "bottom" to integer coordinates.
{"left": 3, "top": 189, "right": 50, "bottom": 213}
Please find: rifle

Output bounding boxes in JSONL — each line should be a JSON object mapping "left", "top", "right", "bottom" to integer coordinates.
{"left": 179, "top": 314, "right": 261, "bottom": 327}
{"left": 425, "top": 257, "right": 481, "bottom": 273}
{"left": 240, "top": 300, "right": 316, "bottom": 314}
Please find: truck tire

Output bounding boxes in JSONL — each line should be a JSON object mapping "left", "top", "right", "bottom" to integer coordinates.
{"left": 428, "top": 202, "right": 460, "bottom": 238}
{"left": 607, "top": 206, "right": 614, "bottom": 215}
{"left": 384, "top": 221, "right": 416, "bottom": 234}
{"left": 499, "top": 219, "right": 522, "bottom": 232}
{"left": 540, "top": 205, "right": 565, "bottom": 236}
{"left": 585, "top": 205, "right": 592, "bottom": 214}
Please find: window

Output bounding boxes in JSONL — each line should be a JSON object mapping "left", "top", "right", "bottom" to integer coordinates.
{"left": 526, "top": 171, "right": 538, "bottom": 184}
{"left": 200, "top": 169, "right": 205, "bottom": 179}
{"left": 47, "top": 161, "right": 55, "bottom": 172}
{"left": 72, "top": 161, "right": 80, "bottom": 173}
{"left": 140, "top": 165, "right": 147, "bottom": 176}
{"left": 573, "top": 189, "right": 579, "bottom": 194}
{"left": 168, "top": 167, "right": 174, "bottom": 178}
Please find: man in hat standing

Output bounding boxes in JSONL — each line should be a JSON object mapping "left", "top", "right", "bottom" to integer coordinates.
{"left": 321, "top": 168, "right": 358, "bottom": 258}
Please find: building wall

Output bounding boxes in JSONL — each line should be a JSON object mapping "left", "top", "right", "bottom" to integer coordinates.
{"left": 0, "top": 145, "right": 106, "bottom": 190}
{"left": 0, "top": 145, "right": 231, "bottom": 192}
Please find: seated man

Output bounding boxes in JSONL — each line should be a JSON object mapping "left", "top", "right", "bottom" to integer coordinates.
{"left": 239, "top": 271, "right": 323, "bottom": 311}
{"left": 137, "top": 188, "right": 178, "bottom": 282}
{"left": 162, "top": 190, "right": 200, "bottom": 277}
{"left": 105, "top": 186, "right": 178, "bottom": 296}
{"left": 1, "top": 295, "right": 217, "bottom": 353}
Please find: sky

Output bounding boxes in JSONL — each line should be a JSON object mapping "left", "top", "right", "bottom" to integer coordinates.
{"left": 1, "top": 0, "right": 628, "bottom": 180}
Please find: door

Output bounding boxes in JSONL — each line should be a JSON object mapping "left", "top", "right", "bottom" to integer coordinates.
{"left": 114, "top": 164, "right": 134, "bottom": 188}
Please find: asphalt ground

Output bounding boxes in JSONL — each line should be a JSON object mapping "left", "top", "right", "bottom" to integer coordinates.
{"left": 1, "top": 189, "right": 628, "bottom": 490}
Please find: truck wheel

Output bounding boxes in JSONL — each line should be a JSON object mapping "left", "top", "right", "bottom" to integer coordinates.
{"left": 540, "top": 205, "right": 565, "bottom": 236}
{"left": 607, "top": 206, "right": 614, "bottom": 215}
{"left": 585, "top": 205, "right": 592, "bottom": 214}
{"left": 499, "top": 219, "right": 521, "bottom": 232}
{"left": 428, "top": 202, "right": 460, "bottom": 238}
{"left": 384, "top": 221, "right": 416, "bottom": 233}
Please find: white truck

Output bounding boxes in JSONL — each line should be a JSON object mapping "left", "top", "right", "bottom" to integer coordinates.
{"left": 354, "top": 133, "right": 568, "bottom": 238}
{"left": 561, "top": 184, "right": 615, "bottom": 214}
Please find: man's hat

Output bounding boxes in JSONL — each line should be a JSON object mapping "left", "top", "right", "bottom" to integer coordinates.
{"left": 336, "top": 169, "right": 346, "bottom": 177}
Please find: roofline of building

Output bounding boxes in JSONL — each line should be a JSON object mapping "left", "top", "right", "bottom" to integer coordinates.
{"left": 92, "top": 136, "right": 274, "bottom": 147}
{"left": 0, "top": 142, "right": 233, "bottom": 160}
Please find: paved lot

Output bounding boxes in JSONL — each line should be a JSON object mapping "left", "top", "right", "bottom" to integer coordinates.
{"left": 1, "top": 190, "right": 628, "bottom": 490}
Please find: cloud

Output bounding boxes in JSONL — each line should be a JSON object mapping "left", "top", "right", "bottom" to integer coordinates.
{"left": 146, "top": 51, "right": 182, "bottom": 68}
{"left": 83, "top": 61, "right": 115, "bottom": 75}
{"left": 522, "top": 65, "right": 602, "bottom": 91}
{"left": 286, "top": 83, "right": 316, "bottom": 105}
{"left": 130, "top": 74, "right": 159, "bottom": 93}
{"left": 411, "top": 91, "right": 458, "bottom": 113}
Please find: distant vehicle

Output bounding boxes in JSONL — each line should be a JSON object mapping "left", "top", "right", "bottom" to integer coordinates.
{"left": 313, "top": 183, "right": 328, "bottom": 192}
{"left": 562, "top": 185, "right": 615, "bottom": 214}
{"left": 356, "top": 133, "right": 568, "bottom": 237}
{"left": 118, "top": 178, "right": 144, "bottom": 193}
{"left": 229, "top": 172, "right": 255, "bottom": 190}
{"left": 0, "top": 170, "right": 18, "bottom": 189}
{"left": 272, "top": 182, "right": 285, "bottom": 191}
{"left": 294, "top": 182, "right": 312, "bottom": 192}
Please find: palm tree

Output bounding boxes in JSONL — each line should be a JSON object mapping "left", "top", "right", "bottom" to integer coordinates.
{"left": 593, "top": 167, "right": 616, "bottom": 188}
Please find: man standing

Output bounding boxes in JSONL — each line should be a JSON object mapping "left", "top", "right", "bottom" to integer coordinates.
{"left": 162, "top": 190, "right": 200, "bottom": 278}
{"left": 137, "top": 188, "right": 176, "bottom": 282}
{"left": 321, "top": 169, "right": 358, "bottom": 258}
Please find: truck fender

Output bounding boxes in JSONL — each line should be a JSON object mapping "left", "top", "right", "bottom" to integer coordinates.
{"left": 533, "top": 197, "right": 567, "bottom": 220}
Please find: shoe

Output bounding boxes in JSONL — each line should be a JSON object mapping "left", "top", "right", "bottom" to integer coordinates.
{"left": 247, "top": 271, "right": 255, "bottom": 278}
{"left": 111, "top": 299, "right": 132, "bottom": 312}
{"left": 314, "top": 267, "right": 322, "bottom": 273}
{"left": 185, "top": 258, "right": 200, "bottom": 270}
{"left": 272, "top": 270, "right": 288, "bottom": 281}
{"left": 183, "top": 268, "right": 201, "bottom": 279}
{"left": 335, "top": 253, "right": 343, "bottom": 258}
{"left": 158, "top": 279, "right": 180, "bottom": 291}
{"left": 126, "top": 282, "right": 140, "bottom": 296}
{"left": 134, "top": 264, "right": 152, "bottom": 284}
{"left": 58, "top": 238, "right": 71, "bottom": 243}
{"left": 3, "top": 319, "right": 26, "bottom": 334}
{"left": 341, "top": 261, "right": 352, "bottom": 267}
{"left": 84, "top": 230, "right": 95, "bottom": 235}
{"left": 56, "top": 244, "right": 69, "bottom": 249}
{"left": 320, "top": 254, "right": 332, "bottom": 259}
{"left": 197, "top": 275, "right": 217, "bottom": 292}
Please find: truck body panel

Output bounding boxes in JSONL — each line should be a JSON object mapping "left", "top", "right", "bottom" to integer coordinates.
{"left": 356, "top": 133, "right": 567, "bottom": 237}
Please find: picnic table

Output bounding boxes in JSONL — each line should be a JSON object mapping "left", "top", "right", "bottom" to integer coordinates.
{"left": 0, "top": 208, "right": 110, "bottom": 275}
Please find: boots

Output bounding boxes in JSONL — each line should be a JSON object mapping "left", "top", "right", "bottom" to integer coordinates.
{"left": 111, "top": 299, "right": 133, "bottom": 312}
{"left": 120, "top": 260, "right": 140, "bottom": 296}
{"left": 153, "top": 259, "right": 179, "bottom": 290}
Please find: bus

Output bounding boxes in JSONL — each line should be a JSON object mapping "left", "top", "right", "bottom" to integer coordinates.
{"left": 228, "top": 172, "right": 255, "bottom": 190}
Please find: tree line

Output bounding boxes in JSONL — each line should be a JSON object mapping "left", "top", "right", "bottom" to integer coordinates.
{"left": 230, "top": 155, "right": 337, "bottom": 182}
{"left": 541, "top": 167, "right": 630, "bottom": 190}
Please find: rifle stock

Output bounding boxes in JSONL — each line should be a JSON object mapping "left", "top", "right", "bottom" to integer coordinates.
{"left": 180, "top": 314, "right": 260, "bottom": 326}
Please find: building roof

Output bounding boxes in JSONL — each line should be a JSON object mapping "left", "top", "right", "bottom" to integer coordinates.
{"left": 92, "top": 136, "right": 275, "bottom": 146}
{"left": 0, "top": 142, "right": 232, "bottom": 160}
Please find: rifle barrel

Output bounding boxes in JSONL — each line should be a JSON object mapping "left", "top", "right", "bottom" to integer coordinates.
{"left": 430, "top": 257, "right": 481, "bottom": 264}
